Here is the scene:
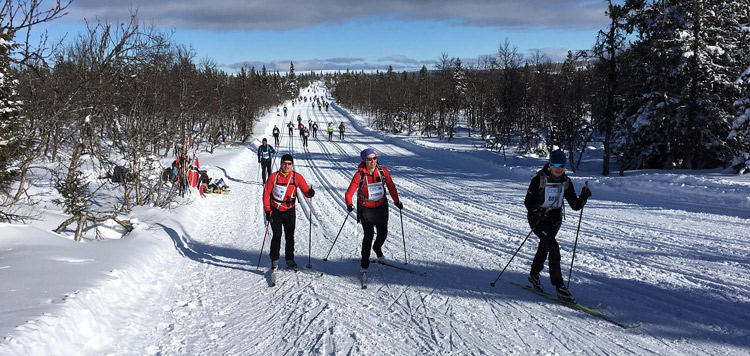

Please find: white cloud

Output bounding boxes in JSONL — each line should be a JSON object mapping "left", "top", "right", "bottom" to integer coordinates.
{"left": 66, "top": 0, "right": 608, "bottom": 31}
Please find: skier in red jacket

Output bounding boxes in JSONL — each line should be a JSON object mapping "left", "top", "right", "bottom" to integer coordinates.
{"left": 263, "top": 154, "right": 315, "bottom": 270}
{"left": 345, "top": 148, "right": 402, "bottom": 273}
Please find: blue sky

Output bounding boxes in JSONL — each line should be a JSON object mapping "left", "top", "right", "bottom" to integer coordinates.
{"left": 33, "top": 0, "right": 613, "bottom": 72}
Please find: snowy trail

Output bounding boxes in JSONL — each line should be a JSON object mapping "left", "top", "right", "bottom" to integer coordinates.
{"left": 54, "top": 86, "right": 750, "bottom": 355}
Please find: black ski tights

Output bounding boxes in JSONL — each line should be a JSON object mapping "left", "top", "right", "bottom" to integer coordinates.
{"left": 530, "top": 219, "right": 563, "bottom": 287}
{"left": 361, "top": 221, "right": 387, "bottom": 269}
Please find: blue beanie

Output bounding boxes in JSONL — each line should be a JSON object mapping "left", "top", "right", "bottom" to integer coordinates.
{"left": 549, "top": 150, "right": 566, "bottom": 165}
{"left": 360, "top": 148, "right": 376, "bottom": 161}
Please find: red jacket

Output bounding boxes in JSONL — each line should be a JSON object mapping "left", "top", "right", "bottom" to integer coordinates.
{"left": 263, "top": 170, "right": 312, "bottom": 212}
{"left": 345, "top": 162, "right": 399, "bottom": 208}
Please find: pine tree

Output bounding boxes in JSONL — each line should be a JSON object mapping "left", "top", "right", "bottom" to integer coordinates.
{"left": 0, "top": 30, "right": 25, "bottom": 198}
{"left": 730, "top": 65, "right": 750, "bottom": 173}
{"left": 617, "top": 0, "right": 749, "bottom": 169}
{"left": 287, "top": 61, "right": 298, "bottom": 98}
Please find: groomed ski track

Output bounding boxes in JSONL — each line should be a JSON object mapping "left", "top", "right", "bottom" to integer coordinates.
{"left": 95, "top": 86, "right": 749, "bottom": 355}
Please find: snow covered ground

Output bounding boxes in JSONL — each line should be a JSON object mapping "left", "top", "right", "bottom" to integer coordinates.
{"left": 2, "top": 84, "right": 749, "bottom": 355}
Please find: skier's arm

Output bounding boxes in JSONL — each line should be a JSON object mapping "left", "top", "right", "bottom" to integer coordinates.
{"left": 564, "top": 179, "right": 585, "bottom": 211}
{"left": 382, "top": 166, "right": 399, "bottom": 204}
{"left": 296, "top": 174, "right": 313, "bottom": 198}
{"left": 263, "top": 173, "right": 275, "bottom": 213}
{"left": 344, "top": 172, "right": 360, "bottom": 206}
{"left": 524, "top": 175, "right": 542, "bottom": 212}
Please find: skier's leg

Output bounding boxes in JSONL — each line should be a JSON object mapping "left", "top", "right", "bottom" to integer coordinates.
{"left": 361, "top": 220, "right": 375, "bottom": 269}
{"left": 372, "top": 223, "right": 388, "bottom": 258}
{"left": 269, "top": 209, "right": 283, "bottom": 262}
{"left": 283, "top": 208, "right": 297, "bottom": 262}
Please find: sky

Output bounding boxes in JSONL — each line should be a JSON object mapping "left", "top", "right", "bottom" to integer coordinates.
{"left": 31, "top": 0, "right": 613, "bottom": 73}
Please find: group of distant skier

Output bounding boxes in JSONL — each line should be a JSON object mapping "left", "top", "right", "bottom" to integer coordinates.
{"left": 257, "top": 124, "right": 592, "bottom": 300}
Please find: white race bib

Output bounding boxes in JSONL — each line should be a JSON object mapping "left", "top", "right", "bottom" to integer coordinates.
{"left": 272, "top": 184, "right": 289, "bottom": 202}
{"left": 542, "top": 183, "right": 564, "bottom": 208}
{"left": 367, "top": 182, "right": 384, "bottom": 201}
{"left": 262, "top": 151, "right": 270, "bottom": 159}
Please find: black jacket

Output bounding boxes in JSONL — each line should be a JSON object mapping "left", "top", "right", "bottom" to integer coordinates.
{"left": 524, "top": 163, "right": 585, "bottom": 222}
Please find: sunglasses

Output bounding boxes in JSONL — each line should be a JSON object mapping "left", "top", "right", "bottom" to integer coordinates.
{"left": 365, "top": 156, "right": 378, "bottom": 162}
{"left": 551, "top": 163, "right": 566, "bottom": 168}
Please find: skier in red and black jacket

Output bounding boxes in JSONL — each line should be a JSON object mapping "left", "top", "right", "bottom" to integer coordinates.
{"left": 263, "top": 154, "right": 315, "bottom": 270}
{"left": 345, "top": 148, "right": 402, "bottom": 273}
{"left": 524, "top": 149, "right": 591, "bottom": 303}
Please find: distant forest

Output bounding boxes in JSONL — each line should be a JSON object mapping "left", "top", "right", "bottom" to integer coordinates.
{"left": 332, "top": 0, "right": 750, "bottom": 176}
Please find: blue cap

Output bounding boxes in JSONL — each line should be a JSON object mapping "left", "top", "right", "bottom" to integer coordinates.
{"left": 360, "top": 148, "right": 376, "bottom": 161}
{"left": 549, "top": 150, "right": 566, "bottom": 165}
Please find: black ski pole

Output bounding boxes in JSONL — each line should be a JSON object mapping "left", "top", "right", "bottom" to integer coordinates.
{"left": 307, "top": 195, "right": 313, "bottom": 268}
{"left": 256, "top": 221, "right": 270, "bottom": 270}
{"left": 323, "top": 212, "right": 350, "bottom": 261}
{"left": 490, "top": 216, "right": 545, "bottom": 287}
{"left": 567, "top": 181, "right": 588, "bottom": 288}
{"left": 400, "top": 208, "right": 408, "bottom": 264}
{"left": 490, "top": 229, "right": 533, "bottom": 287}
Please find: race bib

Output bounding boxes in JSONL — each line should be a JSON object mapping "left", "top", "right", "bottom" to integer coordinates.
{"left": 542, "top": 183, "right": 564, "bottom": 208}
{"left": 272, "top": 184, "right": 289, "bottom": 202}
{"left": 367, "top": 182, "right": 384, "bottom": 201}
{"left": 262, "top": 151, "right": 270, "bottom": 159}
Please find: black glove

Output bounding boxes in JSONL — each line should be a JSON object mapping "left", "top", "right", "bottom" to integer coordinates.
{"left": 394, "top": 201, "right": 403, "bottom": 210}
{"left": 265, "top": 211, "right": 272, "bottom": 222}
{"left": 580, "top": 186, "right": 592, "bottom": 201}
{"left": 308, "top": 188, "right": 315, "bottom": 198}
{"left": 258, "top": 160, "right": 261, "bottom": 163}
{"left": 531, "top": 209, "right": 546, "bottom": 221}
{"left": 347, "top": 204, "right": 354, "bottom": 212}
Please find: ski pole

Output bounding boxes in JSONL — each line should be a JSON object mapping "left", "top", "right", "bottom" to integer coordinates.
{"left": 490, "top": 216, "right": 545, "bottom": 287}
{"left": 306, "top": 195, "right": 313, "bottom": 269}
{"left": 256, "top": 221, "right": 270, "bottom": 270}
{"left": 323, "top": 212, "right": 350, "bottom": 261}
{"left": 399, "top": 208, "right": 408, "bottom": 264}
{"left": 567, "top": 181, "right": 588, "bottom": 288}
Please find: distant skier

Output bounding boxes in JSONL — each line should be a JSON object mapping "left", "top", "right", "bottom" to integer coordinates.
{"left": 327, "top": 123, "right": 334, "bottom": 141}
{"left": 287, "top": 121, "right": 294, "bottom": 136}
{"left": 257, "top": 138, "right": 276, "bottom": 184}
{"left": 263, "top": 154, "right": 315, "bottom": 270}
{"left": 524, "top": 149, "right": 591, "bottom": 303}
{"left": 338, "top": 122, "right": 346, "bottom": 140}
{"left": 302, "top": 127, "right": 309, "bottom": 148}
{"left": 345, "top": 148, "right": 402, "bottom": 274}
{"left": 272, "top": 125, "right": 280, "bottom": 145}
{"left": 283, "top": 105, "right": 288, "bottom": 117}
{"left": 312, "top": 122, "right": 319, "bottom": 138}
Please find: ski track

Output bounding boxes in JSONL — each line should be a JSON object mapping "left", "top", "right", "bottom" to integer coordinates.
{"left": 96, "top": 87, "right": 750, "bottom": 355}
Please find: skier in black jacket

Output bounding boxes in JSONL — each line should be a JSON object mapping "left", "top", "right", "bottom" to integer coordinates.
{"left": 524, "top": 149, "right": 591, "bottom": 303}
{"left": 257, "top": 138, "right": 276, "bottom": 184}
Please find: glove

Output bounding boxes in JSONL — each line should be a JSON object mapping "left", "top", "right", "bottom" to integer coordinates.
{"left": 265, "top": 211, "right": 272, "bottom": 222}
{"left": 258, "top": 160, "right": 261, "bottom": 163}
{"left": 308, "top": 188, "right": 315, "bottom": 198}
{"left": 394, "top": 201, "right": 403, "bottom": 210}
{"left": 531, "top": 209, "right": 546, "bottom": 221}
{"left": 347, "top": 204, "right": 354, "bottom": 212}
{"left": 580, "top": 186, "right": 592, "bottom": 201}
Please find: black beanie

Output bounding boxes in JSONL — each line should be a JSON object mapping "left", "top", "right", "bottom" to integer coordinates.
{"left": 281, "top": 154, "right": 293, "bottom": 163}
{"left": 549, "top": 150, "right": 566, "bottom": 165}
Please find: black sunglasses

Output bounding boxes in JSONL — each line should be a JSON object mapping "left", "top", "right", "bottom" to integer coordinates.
{"left": 365, "top": 156, "right": 378, "bottom": 162}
